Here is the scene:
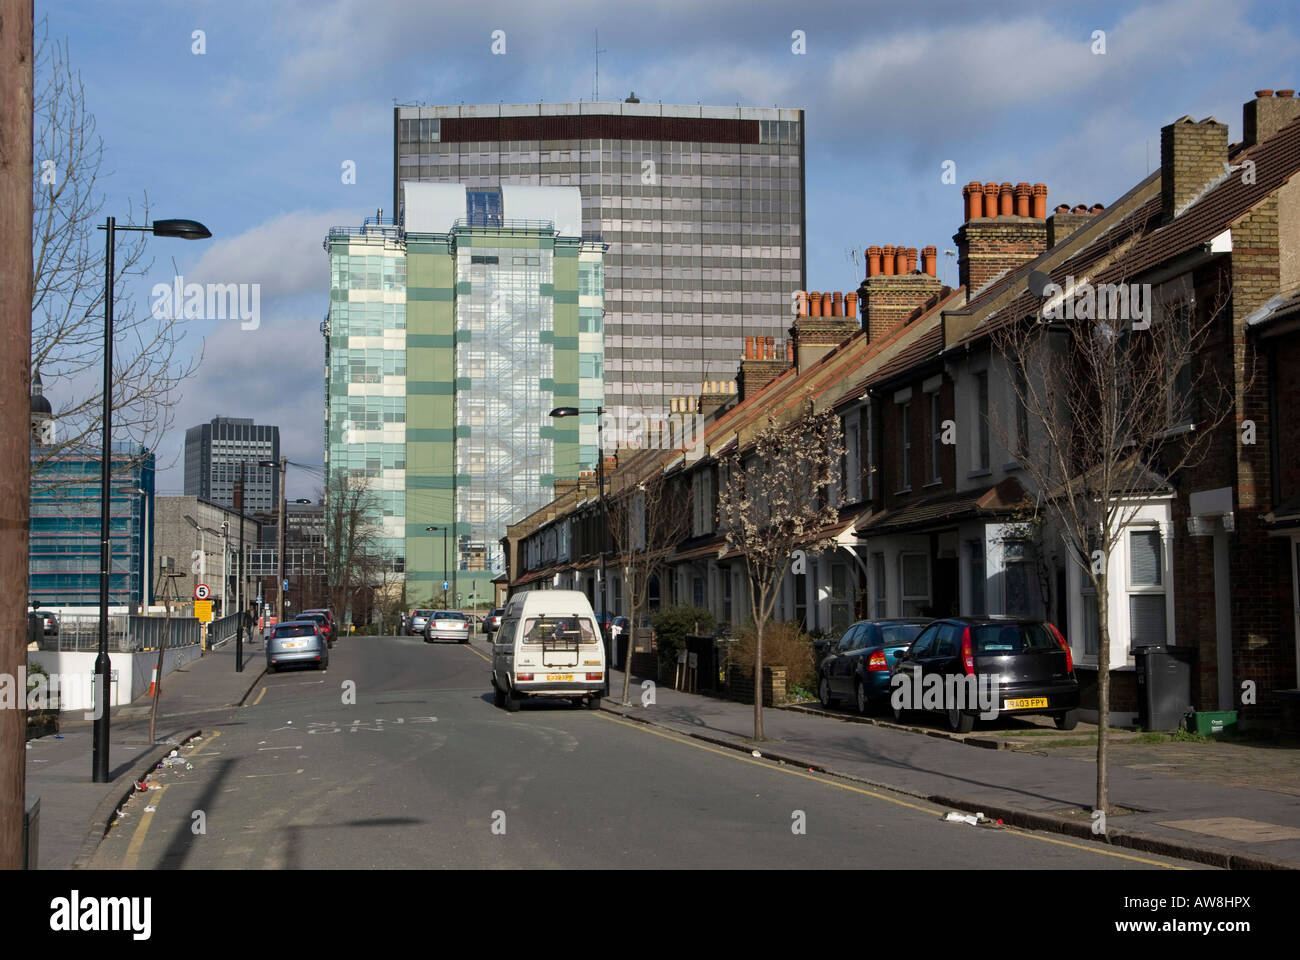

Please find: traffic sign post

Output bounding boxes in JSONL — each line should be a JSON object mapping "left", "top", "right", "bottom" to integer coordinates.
{"left": 194, "top": 583, "right": 210, "bottom": 601}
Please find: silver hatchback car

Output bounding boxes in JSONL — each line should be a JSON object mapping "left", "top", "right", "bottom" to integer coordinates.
{"left": 424, "top": 610, "right": 470, "bottom": 643}
{"left": 267, "top": 620, "right": 329, "bottom": 672}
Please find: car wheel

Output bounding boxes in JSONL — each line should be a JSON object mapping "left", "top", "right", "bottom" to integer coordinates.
{"left": 891, "top": 699, "right": 912, "bottom": 724}
{"left": 587, "top": 693, "right": 602, "bottom": 710}
{"left": 492, "top": 679, "right": 505, "bottom": 708}
{"left": 504, "top": 688, "right": 521, "bottom": 712}
{"left": 1054, "top": 709, "right": 1079, "bottom": 731}
{"left": 947, "top": 708, "right": 975, "bottom": 734}
{"left": 819, "top": 676, "right": 838, "bottom": 710}
{"left": 855, "top": 680, "right": 870, "bottom": 716}
{"left": 460, "top": 636, "right": 469, "bottom": 644}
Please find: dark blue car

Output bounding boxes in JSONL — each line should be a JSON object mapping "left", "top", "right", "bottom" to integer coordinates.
{"left": 818, "top": 619, "right": 928, "bottom": 714}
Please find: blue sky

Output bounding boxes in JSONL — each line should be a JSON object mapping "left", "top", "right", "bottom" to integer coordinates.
{"left": 41, "top": 0, "right": 1300, "bottom": 497}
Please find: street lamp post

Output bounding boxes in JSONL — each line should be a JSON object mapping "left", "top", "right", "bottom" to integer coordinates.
{"left": 93, "top": 216, "right": 210, "bottom": 783}
{"left": 426, "top": 526, "right": 450, "bottom": 607}
{"left": 548, "top": 405, "right": 608, "bottom": 657}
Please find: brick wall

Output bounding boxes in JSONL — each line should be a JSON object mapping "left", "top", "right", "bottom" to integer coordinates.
{"left": 726, "top": 665, "right": 788, "bottom": 706}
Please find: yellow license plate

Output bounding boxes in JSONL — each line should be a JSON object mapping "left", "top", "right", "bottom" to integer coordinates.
{"left": 1004, "top": 697, "right": 1048, "bottom": 710}
{"left": 548, "top": 673, "right": 574, "bottom": 682}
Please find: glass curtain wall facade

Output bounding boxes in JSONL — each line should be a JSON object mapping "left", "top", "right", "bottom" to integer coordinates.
{"left": 393, "top": 103, "right": 804, "bottom": 415}
{"left": 324, "top": 221, "right": 408, "bottom": 570}
{"left": 325, "top": 191, "right": 603, "bottom": 607}
{"left": 29, "top": 443, "right": 155, "bottom": 606}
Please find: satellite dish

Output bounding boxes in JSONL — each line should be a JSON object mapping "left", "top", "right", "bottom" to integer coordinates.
{"left": 1027, "top": 270, "right": 1053, "bottom": 298}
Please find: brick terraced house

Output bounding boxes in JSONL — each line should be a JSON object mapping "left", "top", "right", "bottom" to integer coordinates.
{"left": 503, "top": 90, "right": 1300, "bottom": 731}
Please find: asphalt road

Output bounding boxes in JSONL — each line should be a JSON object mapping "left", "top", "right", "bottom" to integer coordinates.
{"left": 91, "top": 634, "right": 1201, "bottom": 869}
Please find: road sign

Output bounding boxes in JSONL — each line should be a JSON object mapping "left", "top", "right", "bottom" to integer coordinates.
{"left": 282, "top": 579, "right": 288, "bottom": 591}
{"left": 194, "top": 599, "right": 213, "bottom": 622}
{"left": 442, "top": 580, "right": 450, "bottom": 591}
{"left": 194, "top": 583, "right": 210, "bottom": 601}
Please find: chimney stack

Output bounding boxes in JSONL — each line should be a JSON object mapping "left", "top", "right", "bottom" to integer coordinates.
{"left": 789, "top": 289, "right": 861, "bottom": 372}
{"left": 954, "top": 177, "right": 1049, "bottom": 292}
{"left": 1243, "top": 88, "right": 1300, "bottom": 147}
{"left": 737, "top": 332, "right": 791, "bottom": 400}
{"left": 1047, "top": 202, "right": 1106, "bottom": 247}
{"left": 1160, "top": 115, "right": 1229, "bottom": 223}
{"left": 699, "top": 379, "right": 738, "bottom": 420}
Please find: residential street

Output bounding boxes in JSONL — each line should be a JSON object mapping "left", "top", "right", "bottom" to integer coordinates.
{"left": 89, "top": 634, "right": 1195, "bottom": 870}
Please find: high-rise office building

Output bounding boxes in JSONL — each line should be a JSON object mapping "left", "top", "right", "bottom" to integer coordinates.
{"left": 184, "top": 417, "right": 280, "bottom": 515}
{"left": 393, "top": 100, "right": 804, "bottom": 415}
{"left": 324, "top": 182, "right": 605, "bottom": 604}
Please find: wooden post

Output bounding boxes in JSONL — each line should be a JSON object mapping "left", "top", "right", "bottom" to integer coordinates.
{"left": 0, "top": 0, "right": 34, "bottom": 869}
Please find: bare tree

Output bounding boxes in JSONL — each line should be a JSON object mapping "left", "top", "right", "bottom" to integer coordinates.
{"left": 30, "top": 19, "right": 200, "bottom": 489}
{"left": 990, "top": 268, "right": 1236, "bottom": 816}
{"left": 716, "top": 403, "right": 843, "bottom": 739}
{"left": 608, "top": 458, "right": 692, "bottom": 704}
{"left": 323, "top": 470, "right": 388, "bottom": 629}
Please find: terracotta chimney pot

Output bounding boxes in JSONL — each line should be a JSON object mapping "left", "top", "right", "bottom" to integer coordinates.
{"left": 744, "top": 335, "right": 754, "bottom": 359}
{"left": 894, "top": 248, "right": 908, "bottom": 275}
{"left": 764, "top": 335, "right": 774, "bottom": 360}
{"left": 786, "top": 339, "right": 794, "bottom": 363}
{"left": 1278, "top": 89, "right": 1296, "bottom": 98}
{"left": 1089, "top": 202, "right": 1105, "bottom": 213}
{"left": 845, "top": 292, "right": 858, "bottom": 318}
{"left": 999, "top": 182, "right": 1015, "bottom": 216}
{"left": 1033, "top": 183, "right": 1049, "bottom": 218}
{"left": 881, "top": 247, "right": 896, "bottom": 276}
{"left": 983, "top": 182, "right": 999, "bottom": 215}
{"left": 1054, "top": 203, "right": 1071, "bottom": 214}
{"left": 963, "top": 182, "right": 984, "bottom": 220}
{"left": 1014, "top": 182, "right": 1032, "bottom": 217}
{"left": 821, "top": 292, "right": 832, "bottom": 316}
{"left": 1256, "top": 89, "right": 1275, "bottom": 98}
{"left": 866, "top": 246, "right": 882, "bottom": 277}
{"left": 922, "top": 245, "right": 937, "bottom": 276}
{"left": 797, "top": 290, "right": 808, "bottom": 317}
{"left": 832, "top": 291, "right": 843, "bottom": 317}
{"left": 809, "top": 292, "right": 822, "bottom": 317}
{"left": 1072, "top": 204, "right": 1089, "bottom": 214}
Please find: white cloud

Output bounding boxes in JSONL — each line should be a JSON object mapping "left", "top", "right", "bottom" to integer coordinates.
{"left": 187, "top": 208, "right": 361, "bottom": 299}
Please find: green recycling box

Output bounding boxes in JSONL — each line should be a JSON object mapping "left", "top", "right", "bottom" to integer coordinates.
{"left": 1192, "top": 710, "right": 1238, "bottom": 736}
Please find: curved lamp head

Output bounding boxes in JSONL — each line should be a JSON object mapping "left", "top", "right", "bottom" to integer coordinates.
{"left": 548, "top": 407, "right": 580, "bottom": 418}
{"left": 152, "top": 219, "right": 212, "bottom": 240}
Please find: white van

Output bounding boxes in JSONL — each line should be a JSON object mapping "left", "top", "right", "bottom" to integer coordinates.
{"left": 491, "top": 590, "right": 606, "bottom": 711}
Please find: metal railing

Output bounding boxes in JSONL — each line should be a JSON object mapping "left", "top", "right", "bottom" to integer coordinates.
{"left": 39, "top": 614, "right": 201, "bottom": 652}
{"left": 207, "top": 611, "right": 247, "bottom": 648}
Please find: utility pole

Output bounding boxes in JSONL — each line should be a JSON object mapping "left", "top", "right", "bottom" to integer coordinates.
{"left": 0, "top": 0, "right": 34, "bottom": 869}
{"left": 235, "top": 463, "right": 246, "bottom": 671}
{"left": 277, "top": 456, "right": 287, "bottom": 623}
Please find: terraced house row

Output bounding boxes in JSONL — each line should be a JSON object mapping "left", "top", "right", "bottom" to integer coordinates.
{"left": 503, "top": 89, "right": 1300, "bottom": 731}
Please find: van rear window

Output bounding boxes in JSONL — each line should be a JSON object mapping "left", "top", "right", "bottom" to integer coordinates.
{"left": 522, "top": 616, "right": 597, "bottom": 644}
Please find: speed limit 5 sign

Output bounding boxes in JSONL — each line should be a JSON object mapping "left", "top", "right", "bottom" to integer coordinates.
{"left": 194, "top": 583, "right": 210, "bottom": 601}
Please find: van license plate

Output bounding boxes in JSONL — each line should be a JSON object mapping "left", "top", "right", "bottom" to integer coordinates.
{"left": 548, "top": 673, "right": 573, "bottom": 682}
{"left": 1004, "top": 697, "right": 1048, "bottom": 709}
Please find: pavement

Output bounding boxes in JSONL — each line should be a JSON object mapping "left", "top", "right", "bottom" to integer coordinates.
{"left": 24, "top": 634, "right": 265, "bottom": 869}
{"left": 585, "top": 653, "right": 1300, "bottom": 870}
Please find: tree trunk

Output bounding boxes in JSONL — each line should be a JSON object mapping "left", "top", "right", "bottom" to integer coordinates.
{"left": 753, "top": 618, "right": 765, "bottom": 740}
{"left": 149, "top": 596, "right": 172, "bottom": 744}
{"left": 621, "top": 587, "right": 635, "bottom": 705}
{"left": 1096, "top": 586, "right": 1110, "bottom": 817}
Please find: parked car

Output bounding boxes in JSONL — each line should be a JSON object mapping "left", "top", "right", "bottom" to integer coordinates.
{"left": 424, "top": 610, "right": 471, "bottom": 643}
{"left": 36, "top": 610, "right": 59, "bottom": 637}
{"left": 609, "top": 616, "right": 629, "bottom": 643}
{"left": 483, "top": 608, "right": 504, "bottom": 635}
{"left": 889, "top": 617, "right": 1080, "bottom": 733}
{"left": 300, "top": 608, "right": 338, "bottom": 642}
{"left": 298, "top": 611, "right": 334, "bottom": 648}
{"left": 266, "top": 620, "right": 329, "bottom": 673}
{"left": 491, "top": 590, "right": 606, "bottom": 711}
{"left": 409, "top": 609, "right": 436, "bottom": 636}
{"left": 818, "top": 619, "right": 928, "bottom": 715}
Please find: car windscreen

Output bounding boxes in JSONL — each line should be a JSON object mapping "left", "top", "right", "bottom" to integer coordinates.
{"left": 274, "top": 624, "right": 317, "bottom": 638}
{"left": 489, "top": 609, "right": 504, "bottom": 616}
{"left": 414, "top": 610, "right": 434, "bottom": 617}
{"left": 522, "top": 616, "right": 596, "bottom": 644}
{"left": 971, "top": 623, "right": 1059, "bottom": 655}
{"left": 432, "top": 612, "right": 467, "bottom": 620}
{"left": 878, "top": 623, "right": 924, "bottom": 646}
